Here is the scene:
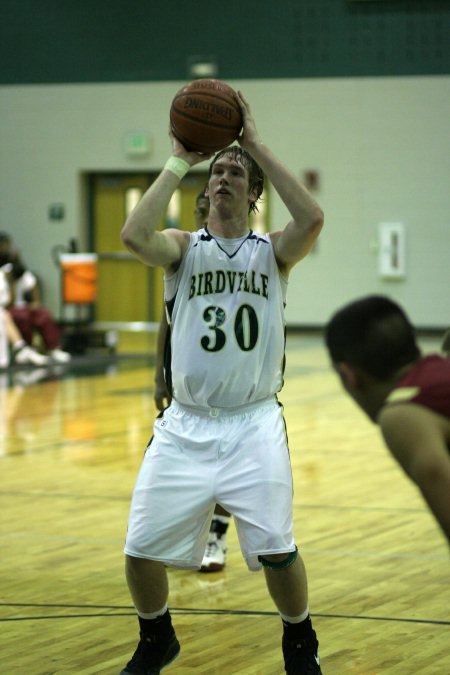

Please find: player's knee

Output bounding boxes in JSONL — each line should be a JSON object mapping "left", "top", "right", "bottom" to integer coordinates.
{"left": 258, "top": 546, "right": 298, "bottom": 570}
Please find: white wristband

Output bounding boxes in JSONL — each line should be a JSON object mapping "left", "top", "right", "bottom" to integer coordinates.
{"left": 164, "top": 156, "right": 190, "bottom": 179}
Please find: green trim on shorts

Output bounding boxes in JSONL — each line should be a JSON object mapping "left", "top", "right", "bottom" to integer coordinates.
{"left": 258, "top": 546, "right": 298, "bottom": 570}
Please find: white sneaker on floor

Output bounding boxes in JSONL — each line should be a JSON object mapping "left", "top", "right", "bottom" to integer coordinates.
{"left": 200, "top": 533, "right": 227, "bottom": 573}
{"left": 49, "top": 348, "right": 71, "bottom": 363}
{"left": 14, "top": 346, "right": 50, "bottom": 366}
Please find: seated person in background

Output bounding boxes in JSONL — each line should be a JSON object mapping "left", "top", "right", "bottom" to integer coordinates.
{"left": 154, "top": 190, "right": 231, "bottom": 573}
{"left": 0, "top": 231, "right": 15, "bottom": 264}
{"left": 325, "top": 295, "right": 450, "bottom": 543}
{"left": 4, "top": 308, "right": 50, "bottom": 366}
{"left": 0, "top": 270, "right": 50, "bottom": 366}
{"left": 0, "top": 239, "right": 71, "bottom": 363}
{"left": 1, "top": 231, "right": 70, "bottom": 364}
{"left": 442, "top": 328, "right": 450, "bottom": 356}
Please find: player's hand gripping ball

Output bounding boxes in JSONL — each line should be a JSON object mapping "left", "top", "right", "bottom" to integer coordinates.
{"left": 170, "top": 79, "right": 243, "bottom": 154}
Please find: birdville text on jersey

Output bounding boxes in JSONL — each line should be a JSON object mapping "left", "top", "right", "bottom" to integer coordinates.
{"left": 189, "top": 270, "right": 269, "bottom": 300}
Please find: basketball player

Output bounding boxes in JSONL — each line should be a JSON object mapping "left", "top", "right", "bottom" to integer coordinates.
{"left": 442, "top": 328, "right": 450, "bottom": 356}
{"left": 154, "top": 190, "right": 232, "bottom": 573}
{"left": 325, "top": 295, "right": 450, "bottom": 543}
{"left": 120, "top": 91, "right": 324, "bottom": 674}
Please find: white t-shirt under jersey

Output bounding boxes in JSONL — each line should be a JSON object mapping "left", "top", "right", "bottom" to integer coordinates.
{"left": 13, "top": 270, "right": 37, "bottom": 308}
{"left": 165, "top": 228, "right": 288, "bottom": 410}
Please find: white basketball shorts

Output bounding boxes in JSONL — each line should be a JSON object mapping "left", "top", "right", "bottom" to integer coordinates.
{"left": 124, "top": 396, "right": 296, "bottom": 571}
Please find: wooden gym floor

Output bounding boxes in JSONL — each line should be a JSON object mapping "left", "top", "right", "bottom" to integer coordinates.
{"left": 1, "top": 332, "right": 449, "bottom": 674}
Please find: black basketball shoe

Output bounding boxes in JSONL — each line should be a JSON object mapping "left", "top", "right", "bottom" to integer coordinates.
{"left": 282, "top": 629, "right": 322, "bottom": 674}
{"left": 120, "top": 630, "right": 180, "bottom": 674}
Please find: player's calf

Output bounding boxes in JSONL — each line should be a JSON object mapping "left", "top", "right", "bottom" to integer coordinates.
{"left": 259, "top": 549, "right": 322, "bottom": 674}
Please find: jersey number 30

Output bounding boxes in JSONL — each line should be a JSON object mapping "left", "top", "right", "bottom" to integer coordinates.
{"left": 201, "top": 304, "right": 258, "bottom": 352}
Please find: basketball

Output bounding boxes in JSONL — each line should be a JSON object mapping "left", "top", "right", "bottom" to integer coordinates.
{"left": 170, "top": 79, "right": 243, "bottom": 154}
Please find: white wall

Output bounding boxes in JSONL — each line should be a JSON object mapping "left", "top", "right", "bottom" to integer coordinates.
{"left": 0, "top": 76, "right": 449, "bottom": 327}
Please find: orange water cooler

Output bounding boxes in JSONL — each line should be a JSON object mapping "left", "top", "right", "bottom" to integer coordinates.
{"left": 59, "top": 253, "right": 98, "bottom": 304}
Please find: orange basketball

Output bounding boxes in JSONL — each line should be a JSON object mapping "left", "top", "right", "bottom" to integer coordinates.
{"left": 170, "top": 79, "right": 243, "bottom": 154}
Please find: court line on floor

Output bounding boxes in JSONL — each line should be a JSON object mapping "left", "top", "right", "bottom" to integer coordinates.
{"left": 0, "top": 426, "right": 152, "bottom": 457}
{"left": 301, "top": 547, "right": 448, "bottom": 561}
{"left": 0, "top": 532, "right": 447, "bottom": 561}
{"left": 0, "top": 489, "right": 130, "bottom": 502}
{"left": 0, "top": 489, "right": 429, "bottom": 513}
{"left": 0, "top": 603, "right": 448, "bottom": 626}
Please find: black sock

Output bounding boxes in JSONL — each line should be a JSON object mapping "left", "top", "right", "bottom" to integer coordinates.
{"left": 138, "top": 610, "right": 173, "bottom": 638}
{"left": 282, "top": 615, "right": 315, "bottom": 640}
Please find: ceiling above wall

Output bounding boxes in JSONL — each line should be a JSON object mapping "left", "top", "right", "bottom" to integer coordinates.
{"left": 1, "top": 0, "right": 449, "bottom": 85}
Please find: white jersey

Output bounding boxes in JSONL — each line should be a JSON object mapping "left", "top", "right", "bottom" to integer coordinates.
{"left": 164, "top": 228, "right": 288, "bottom": 410}
{"left": 13, "top": 269, "right": 37, "bottom": 308}
{"left": 0, "top": 270, "right": 10, "bottom": 308}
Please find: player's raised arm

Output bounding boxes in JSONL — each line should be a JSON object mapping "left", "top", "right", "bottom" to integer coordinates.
{"left": 236, "top": 91, "right": 324, "bottom": 274}
{"left": 121, "top": 134, "right": 210, "bottom": 270}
